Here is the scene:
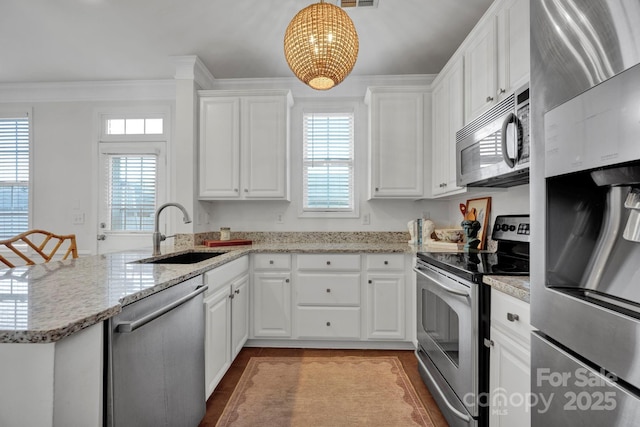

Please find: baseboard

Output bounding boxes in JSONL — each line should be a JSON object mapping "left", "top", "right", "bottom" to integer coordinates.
{"left": 245, "top": 339, "right": 416, "bottom": 350}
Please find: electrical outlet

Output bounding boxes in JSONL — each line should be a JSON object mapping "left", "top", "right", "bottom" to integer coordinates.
{"left": 276, "top": 212, "right": 285, "bottom": 224}
{"left": 72, "top": 212, "right": 85, "bottom": 225}
{"left": 361, "top": 213, "right": 370, "bottom": 225}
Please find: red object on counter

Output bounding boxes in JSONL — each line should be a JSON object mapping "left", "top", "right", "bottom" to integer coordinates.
{"left": 203, "top": 239, "right": 252, "bottom": 247}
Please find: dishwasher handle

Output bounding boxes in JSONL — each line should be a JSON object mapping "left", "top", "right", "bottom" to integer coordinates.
{"left": 116, "top": 285, "right": 208, "bottom": 333}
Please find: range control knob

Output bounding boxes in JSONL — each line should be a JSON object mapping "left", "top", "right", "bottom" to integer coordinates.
{"left": 501, "top": 224, "right": 509, "bottom": 231}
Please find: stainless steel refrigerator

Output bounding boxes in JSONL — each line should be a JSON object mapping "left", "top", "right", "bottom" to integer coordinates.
{"left": 531, "top": 1, "right": 640, "bottom": 425}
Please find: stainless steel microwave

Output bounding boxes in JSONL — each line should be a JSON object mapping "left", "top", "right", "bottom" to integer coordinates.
{"left": 456, "top": 84, "right": 530, "bottom": 188}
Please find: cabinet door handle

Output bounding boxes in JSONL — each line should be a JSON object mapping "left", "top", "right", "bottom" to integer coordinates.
{"left": 234, "top": 188, "right": 239, "bottom": 192}
{"left": 235, "top": 289, "right": 240, "bottom": 294}
{"left": 244, "top": 188, "right": 248, "bottom": 193}
{"left": 486, "top": 96, "right": 494, "bottom": 102}
{"left": 326, "top": 288, "right": 331, "bottom": 293}
{"left": 285, "top": 279, "right": 290, "bottom": 283}
{"left": 326, "top": 322, "right": 331, "bottom": 326}
{"left": 499, "top": 88, "right": 506, "bottom": 94}
{"left": 368, "top": 280, "right": 372, "bottom": 284}
{"left": 326, "top": 261, "right": 331, "bottom": 265}
{"left": 375, "top": 187, "right": 379, "bottom": 192}
{"left": 507, "top": 312, "right": 520, "bottom": 322}
{"left": 484, "top": 338, "right": 494, "bottom": 348}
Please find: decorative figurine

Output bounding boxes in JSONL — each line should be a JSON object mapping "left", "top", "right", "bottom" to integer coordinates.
{"left": 461, "top": 219, "right": 482, "bottom": 251}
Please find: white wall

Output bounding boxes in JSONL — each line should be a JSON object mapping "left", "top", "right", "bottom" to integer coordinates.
{"left": 0, "top": 76, "right": 531, "bottom": 253}
{"left": 0, "top": 81, "right": 175, "bottom": 254}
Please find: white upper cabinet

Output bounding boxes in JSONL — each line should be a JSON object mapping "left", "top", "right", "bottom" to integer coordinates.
{"left": 199, "top": 90, "right": 293, "bottom": 200}
{"left": 463, "top": 0, "right": 530, "bottom": 122}
{"left": 365, "top": 86, "right": 429, "bottom": 199}
{"left": 431, "top": 55, "right": 466, "bottom": 197}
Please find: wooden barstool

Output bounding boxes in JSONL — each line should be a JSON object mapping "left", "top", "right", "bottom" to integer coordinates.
{"left": 0, "top": 229, "right": 78, "bottom": 268}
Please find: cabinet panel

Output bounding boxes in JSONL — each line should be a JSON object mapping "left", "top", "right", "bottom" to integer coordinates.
{"left": 489, "top": 327, "right": 531, "bottom": 427}
{"left": 198, "top": 90, "right": 291, "bottom": 200}
{"left": 296, "top": 273, "right": 361, "bottom": 306}
{"left": 296, "top": 307, "right": 361, "bottom": 339}
{"left": 242, "top": 96, "right": 288, "bottom": 199}
{"left": 432, "top": 55, "right": 466, "bottom": 197}
{"left": 366, "top": 88, "right": 426, "bottom": 199}
{"left": 366, "top": 274, "right": 405, "bottom": 340}
{"left": 296, "top": 254, "right": 361, "bottom": 271}
{"left": 199, "top": 97, "right": 241, "bottom": 198}
{"left": 365, "top": 254, "right": 404, "bottom": 270}
{"left": 204, "top": 286, "right": 231, "bottom": 398}
{"left": 253, "top": 253, "right": 291, "bottom": 270}
{"left": 491, "top": 289, "right": 531, "bottom": 345}
{"left": 231, "top": 274, "right": 249, "bottom": 359}
{"left": 497, "top": 0, "right": 530, "bottom": 97}
{"left": 252, "top": 272, "right": 292, "bottom": 337}
{"left": 464, "top": 20, "right": 497, "bottom": 121}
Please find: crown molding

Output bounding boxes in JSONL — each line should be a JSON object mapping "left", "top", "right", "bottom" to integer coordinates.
{"left": 171, "top": 55, "right": 216, "bottom": 89}
{"left": 0, "top": 80, "right": 175, "bottom": 103}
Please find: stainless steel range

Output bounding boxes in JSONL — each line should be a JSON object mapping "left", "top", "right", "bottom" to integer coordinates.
{"left": 415, "top": 215, "right": 530, "bottom": 427}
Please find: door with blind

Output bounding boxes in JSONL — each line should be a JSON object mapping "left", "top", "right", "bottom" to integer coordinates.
{"left": 97, "top": 143, "right": 166, "bottom": 254}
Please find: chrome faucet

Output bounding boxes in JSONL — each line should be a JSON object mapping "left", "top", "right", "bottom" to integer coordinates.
{"left": 153, "top": 202, "right": 192, "bottom": 256}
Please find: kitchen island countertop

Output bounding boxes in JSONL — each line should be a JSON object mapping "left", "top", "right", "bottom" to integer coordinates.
{"left": 0, "top": 242, "right": 413, "bottom": 344}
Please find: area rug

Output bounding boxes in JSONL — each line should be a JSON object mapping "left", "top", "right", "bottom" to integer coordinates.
{"left": 215, "top": 356, "right": 435, "bottom": 427}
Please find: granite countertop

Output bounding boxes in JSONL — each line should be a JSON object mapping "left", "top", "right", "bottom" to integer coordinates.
{"left": 483, "top": 275, "right": 530, "bottom": 303}
{"left": 0, "top": 242, "right": 415, "bottom": 344}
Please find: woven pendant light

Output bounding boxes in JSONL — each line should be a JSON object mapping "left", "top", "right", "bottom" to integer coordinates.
{"left": 284, "top": 1, "right": 359, "bottom": 90}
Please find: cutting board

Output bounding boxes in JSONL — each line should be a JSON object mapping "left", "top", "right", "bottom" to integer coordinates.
{"left": 204, "top": 239, "right": 252, "bottom": 247}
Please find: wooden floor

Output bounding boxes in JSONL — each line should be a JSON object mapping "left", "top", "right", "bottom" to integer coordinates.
{"left": 198, "top": 347, "right": 449, "bottom": 426}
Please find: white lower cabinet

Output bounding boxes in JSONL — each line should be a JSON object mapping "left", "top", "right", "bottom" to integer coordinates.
{"left": 488, "top": 288, "right": 531, "bottom": 427}
{"left": 249, "top": 253, "right": 411, "bottom": 345}
{"left": 203, "top": 256, "right": 249, "bottom": 398}
{"left": 295, "top": 254, "right": 362, "bottom": 339}
{"left": 252, "top": 254, "right": 292, "bottom": 338}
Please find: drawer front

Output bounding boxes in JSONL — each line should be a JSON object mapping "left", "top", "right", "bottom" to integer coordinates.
{"left": 366, "top": 254, "right": 405, "bottom": 270}
{"left": 491, "top": 288, "right": 532, "bottom": 345}
{"left": 204, "top": 256, "right": 248, "bottom": 294}
{"left": 296, "top": 254, "right": 361, "bottom": 271}
{"left": 296, "top": 273, "right": 361, "bottom": 306}
{"left": 296, "top": 307, "right": 361, "bottom": 339}
{"left": 253, "top": 253, "right": 291, "bottom": 270}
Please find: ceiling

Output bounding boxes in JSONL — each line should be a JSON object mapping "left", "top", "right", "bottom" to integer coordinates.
{"left": 3, "top": 0, "right": 494, "bottom": 84}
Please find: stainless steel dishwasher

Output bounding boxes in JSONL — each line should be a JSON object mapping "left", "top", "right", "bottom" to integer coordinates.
{"left": 105, "top": 276, "right": 208, "bottom": 427}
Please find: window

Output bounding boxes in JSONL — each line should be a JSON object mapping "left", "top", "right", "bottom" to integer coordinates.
{"left": 105, "top": 154, "right": 157, "bottom": 232}
{"left": 302, "top": 112, "right": 355, "bottom": 213}
{"left": 0, "top": 114, "right": 29, "bottom": 239}
{"left": 105, "top": 118, "right": 163, "bottom": 135}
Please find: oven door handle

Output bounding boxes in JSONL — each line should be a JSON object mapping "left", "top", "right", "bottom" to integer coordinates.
{"left": 415, "top": 349, "right": 472, "bottom": 423}
{"left": 414, "top": 267, "right": 470, "bottom": 298}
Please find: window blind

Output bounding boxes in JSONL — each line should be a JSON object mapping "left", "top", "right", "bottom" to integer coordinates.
{"left": 0, "top": 116, "right": 29, "bottom": 239}
{"left": 106, "top": 154, "right": 157, "bottom": 231}
{"left": 303, "top": 113, "right": 354, "bottom": 211}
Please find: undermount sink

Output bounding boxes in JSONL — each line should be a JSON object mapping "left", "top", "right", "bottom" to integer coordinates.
{"left": 136, "top": 252, "right": 223, "bottom": 264}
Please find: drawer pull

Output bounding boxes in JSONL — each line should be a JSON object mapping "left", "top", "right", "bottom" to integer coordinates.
{"left": 269, "top": 260, "right": 274, "bottom": 264}
{"left": 368, "top": 280, "right": 372, "bottom": 284}
{"left": 326, "top": 261, "right": 331, "bottom": 265}
{"left": 507, "top": 312, "right": 520, "bottom": 322}
{"left": 326, "top": 288, "right": 331, "bottom": 293}
{"left": 326, "top": 321, "right": 331, "bottom": 326}
{"left": 384, "top": 260, "right": 388, "bottom": 265}
{"left": 285, "top": 279, "right": 290, "bottom": 283}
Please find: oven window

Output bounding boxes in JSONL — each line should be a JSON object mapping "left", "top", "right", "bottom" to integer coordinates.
{"left": 422, "top": 288, "right": 460, "bottom": 366}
